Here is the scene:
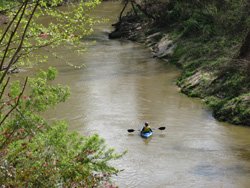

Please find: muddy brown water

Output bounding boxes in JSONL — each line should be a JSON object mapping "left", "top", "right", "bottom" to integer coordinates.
{"left": 16, "top": 1, "right": 250, "bottom": 187}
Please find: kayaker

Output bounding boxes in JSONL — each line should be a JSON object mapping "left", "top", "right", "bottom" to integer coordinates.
{"left": 141, "top": 122, "right": 152, "bottom": 133}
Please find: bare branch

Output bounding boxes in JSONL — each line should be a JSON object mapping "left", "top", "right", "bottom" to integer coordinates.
{"left": 0, "top": 2, "right": 25, "bottom": 45}
{"left": 0, "top": 77, "right": 10, "bottom": 100}
{"left": 0, "top": 0, "right": 29, "bottom": 71}
{"left": 0, "top": 1, "right": 39, "bottom": 84}
{"left": 119, "top": 0, "right": 129, "bottom": 21}
{"left": 0, "top": 77, "right": 28, "bottom": 126}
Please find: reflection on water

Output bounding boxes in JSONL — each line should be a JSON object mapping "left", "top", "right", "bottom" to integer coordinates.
{"left": 141, "top": 136, "right": 153, "bottom": 145}
{"left": 21, "top": 1, "right": 250, "bottom": 187}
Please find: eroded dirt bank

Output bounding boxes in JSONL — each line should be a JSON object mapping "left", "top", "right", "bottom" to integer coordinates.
{"left": 109, "top": 12, "right": 250, "bottom": 126}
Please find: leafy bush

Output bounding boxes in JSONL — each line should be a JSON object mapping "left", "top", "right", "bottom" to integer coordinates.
{"left": 2, "top": 122, "right": 121, "bottom": 187}
{"left": 0, "top": 69, "right": 123, "bottom": 187}
{"left": 0, "top": 0, "right": 123, "bottom": 186}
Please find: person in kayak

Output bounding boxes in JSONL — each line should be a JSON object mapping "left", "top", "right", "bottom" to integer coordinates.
{"left": 141, "top": 122, "right": 152, "bottom": 133}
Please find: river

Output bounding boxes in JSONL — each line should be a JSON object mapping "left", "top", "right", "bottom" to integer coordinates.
{"left": 27, "top": 1, "right": 250, "bottom": 187}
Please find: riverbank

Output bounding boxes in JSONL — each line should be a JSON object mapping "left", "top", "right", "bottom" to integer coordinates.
{"left": 109, "top": 5, "right": 250, "bottom": 126}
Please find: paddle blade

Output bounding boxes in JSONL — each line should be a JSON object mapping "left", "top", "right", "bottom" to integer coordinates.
{"left": 127, "top": 129, "right": 135, "bottom": 132}
{"left": 158, "top": 127, "right": 166, "bottom": 130}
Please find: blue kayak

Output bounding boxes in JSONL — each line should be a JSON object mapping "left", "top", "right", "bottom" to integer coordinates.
{"left": 140, "top": 131, "right": 153, "bottom": 138}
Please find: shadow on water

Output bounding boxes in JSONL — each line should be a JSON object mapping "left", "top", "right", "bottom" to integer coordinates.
{"left": 127, "top": 133, "right": 136, "bottom": 138}
{"left": 141, "top": 137, "right": 153, "bottom": 145}
{"left": 232, "top": 146, "right": 250, "bottom": 161}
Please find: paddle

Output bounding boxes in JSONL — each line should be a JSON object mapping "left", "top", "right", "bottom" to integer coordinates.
{"left": 155, "top": 127, "right": 166, "bottom": 130}
{"left": 127, "top": 126, "right": 166, "bottom": 133}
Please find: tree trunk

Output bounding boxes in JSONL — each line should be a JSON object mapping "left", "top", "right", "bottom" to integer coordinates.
{"left": 119, "top": 0, "right": 129, "bottom": 22}
{"left": 239, "top": 31, "right": 250, "bottom": 59}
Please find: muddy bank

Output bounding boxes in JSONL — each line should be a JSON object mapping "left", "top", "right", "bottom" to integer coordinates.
{"left": 109, "top": 15, "right": 250, "bottom": 126}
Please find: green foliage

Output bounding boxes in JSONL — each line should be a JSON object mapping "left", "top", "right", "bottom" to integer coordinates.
{"left": 0, "top": 0, "right": 16, "bottom": 10}
{"left": 127, "top": 0, "right": 249, "bottom": 124}
{"left": 130, "top": 0, "right": 249, "bottom": 38}
{"left": 9, "top": 81, "right": 21, "bottom": 98}
{"left": 0, "top": 0, "right": 102, "bottom": 70}
{"left": 204, "top": 96, "right": 225, "bottom": 112}
{"left": 213, "top": 93, "right": 250, "bottom": 125}
{"left": 0, "top": 69, "right": 122, "bottom": 187}
{"left": 0, "top": 68, "right": 70, "bottom": 147}
{"left": 0, "top": 0, "right": 123, "bottom": 187}
{"left": 2, "top": 122, "right": 122, "bottom": 187}
{"left": 27, "top": 68, "right": 70, "bottom": 112}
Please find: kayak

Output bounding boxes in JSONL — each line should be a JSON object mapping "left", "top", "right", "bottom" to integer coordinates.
{"left": 140, "top": 131, "right": 153, "bottom": 138}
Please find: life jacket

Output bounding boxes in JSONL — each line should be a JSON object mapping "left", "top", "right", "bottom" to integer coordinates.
{"left": 142, "top": 126, "right": 151, "bottom": 133}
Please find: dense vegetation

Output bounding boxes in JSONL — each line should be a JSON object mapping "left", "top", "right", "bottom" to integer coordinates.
{"left": 0, "top": 0, "right": 122, "bottom": 187}
{"left": 112, "top": 0, "right": 250, "bottom": 125}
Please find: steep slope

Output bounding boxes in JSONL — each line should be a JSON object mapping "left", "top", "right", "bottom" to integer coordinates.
{"left": 110, "top": 0, "right": 250, "bottom": 125}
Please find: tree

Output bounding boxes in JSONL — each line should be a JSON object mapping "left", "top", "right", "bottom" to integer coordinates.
{"left": 119, "top": 0, "right": 168, "bottom": 22}
{"left": 0, "top": 0, "right": 123, "bottom": 187}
